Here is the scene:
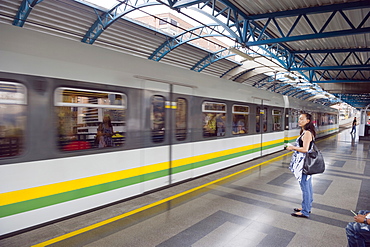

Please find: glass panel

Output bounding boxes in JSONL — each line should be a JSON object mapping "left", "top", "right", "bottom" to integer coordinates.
{"left": 232, "top": 114, "right": 248, "bottom": 135}
{"left": 232, "top": 104, "right": 248, "bottom": 135}
{"left": 55, "top": 88, "right": 124, "bottom": 107}
{"left": 151, "top": 95, "right": 165, "bottom": 143}
{"left": 328, "top": 114, "right": 335, "bottom": 125}
{"left": 0, "top": 82, "right": 26, "bottom": 158}
{"left": 56, "top": 88, "right": 126, "bottom": 151}
{"left": 203, "top": 113, "right": 226, "bottom": 137}
{"left": 202, "top": 102, "right": 226, "bottom": 137}
{"left": 256, "top": 107, "right": 260, "bottom": 133}
{"left": 272, "top": 109, "right": 281, "bottom": 115}
{"left": 203, "top": 102, "right": 226, "bottom": 112}
{"left": 159, "top": 18, "right": 168, "bottom": 25}
{"left": 233, "top": 105, "right": 249, "bottom": 114}
{"left": 175, "top": 98, "right": 187, "bottom": 141}
{"left": 273, "top": 115, "right": 282, "bottom": 131}
{"left": 273, "top": 109, "right": 282, "bottom": 131}
{"left": 321, "top": 114, "right": 328, "bottom": 126}
{"left": 289, "top": 109, "right": 299, "bottom": 129}
{"left": 262, "top": 107, "right": 267, "bottom": 132}
{"left": 312, "top": 112, "right": 318, "bottom": 127}
{"left": 170, "top": 19, "right": 178, "bottom": 26}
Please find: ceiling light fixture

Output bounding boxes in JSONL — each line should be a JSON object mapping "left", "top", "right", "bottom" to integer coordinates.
{"left": 229, "top": 47, "right": 254, "bottom": 60}
{"left": 284, "top": 74, "right": 295, "bottom": 81}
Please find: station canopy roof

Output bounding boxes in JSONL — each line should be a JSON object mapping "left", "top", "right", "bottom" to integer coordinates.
{"left": 1, "top": 0, "right": 369, "bottom": 108}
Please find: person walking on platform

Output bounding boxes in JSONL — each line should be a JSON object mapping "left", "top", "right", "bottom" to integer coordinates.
{"left": 286, "top": 113, "right": 315, "bottom": 218}
{"left": 350, "top": 117, "right": 357, "bottom": 134}
{"left": 346, "top": 210, "right": 370, "bottom": 247}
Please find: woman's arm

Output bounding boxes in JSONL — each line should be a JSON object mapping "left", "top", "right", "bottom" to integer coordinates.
{"left": 286, "top": 131, "right": 313, "bottom": 153}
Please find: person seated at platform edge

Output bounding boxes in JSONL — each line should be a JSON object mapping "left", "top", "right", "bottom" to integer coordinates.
{"left": 346, "top": 210, "right": 370, "bottom": 247}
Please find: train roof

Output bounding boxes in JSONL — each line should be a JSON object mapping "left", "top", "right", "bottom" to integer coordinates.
{"left": 0, "top": 23, "right": 339, "bottom": 113}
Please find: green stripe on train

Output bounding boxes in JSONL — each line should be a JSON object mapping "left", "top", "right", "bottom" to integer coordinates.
{"left": 0, "top": 142, "right": 283, "bottom": 218}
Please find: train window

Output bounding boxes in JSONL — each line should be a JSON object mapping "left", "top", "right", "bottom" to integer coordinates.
{"left": 0, "top": 82, "right": 27, "bottom": 158}
{"left": 272, "top": 109, "right": 282, "bottom": 131}
{"left": 256, "top": 107, "right": 261, "bottom": 133}
{"left": 55, "top": 88, "right": 126, "bottom": 151}
{"left": 151, "top": 95, "right": 165, "bottom": 143}
{"left": 232, "top": 105, "right": 248, "bottom": 135}
{"left": 329, "top": 114, "right": 338, "bottom": 124}
{"left": 262, "top": 107, "right": 267, "bottom": 132}
{"left": 289, "top": 109, "right": 299, "bottom": 129}
{"left": 321, "top": 113, "right": 328, "bottom": 126}
{"left": 312, "top": 112, "right": 319, "bottom": 127}
{"left": 202, "top": 102, "right": 226, "bottom": 137}
{"left": 256, "top": 107, "right": 267, "bottom": 133}
{"left": 175, "top": 98, "right": 187, "bottom": 141}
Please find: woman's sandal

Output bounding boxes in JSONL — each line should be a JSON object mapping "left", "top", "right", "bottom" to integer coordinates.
{"left": 294, "top": 208, "right": 311, "bottom": 213}
{"left": 291, "top": 212, "right": 309, "bottom": 218}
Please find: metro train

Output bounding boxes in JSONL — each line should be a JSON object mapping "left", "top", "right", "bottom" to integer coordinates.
{"left": 0, "top": 24, "right": 338, "bottom": 236}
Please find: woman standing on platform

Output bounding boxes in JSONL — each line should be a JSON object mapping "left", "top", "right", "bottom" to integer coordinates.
{"left": 286, "top": 113, "right": 316, "bottom": 218}
{"left": 350, "top": 117, "right": 357, "bottom": 134}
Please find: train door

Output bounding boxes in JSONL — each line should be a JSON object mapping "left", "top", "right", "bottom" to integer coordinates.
{"left": 254, "top": 98, "right": 269, "bottom": 157}
{"left": 142, "top": 80, "right": 171, "bottom": 192}
{"left": 170, "top": 85, "right": 193, "bottom": 183}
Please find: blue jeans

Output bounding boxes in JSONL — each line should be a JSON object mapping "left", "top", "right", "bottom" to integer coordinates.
{"left": 351, "top": 125, "right": 356, "bottom": 133}
{"left": 346, "top": 210, "right": 370, "bottom": 247}
{"left": 299, "top": 174, "right": 313, "bottom": 217}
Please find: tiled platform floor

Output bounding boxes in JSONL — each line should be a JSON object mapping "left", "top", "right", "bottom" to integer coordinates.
{"left": 1, "top": 128, "right": 369, "bottom": 247}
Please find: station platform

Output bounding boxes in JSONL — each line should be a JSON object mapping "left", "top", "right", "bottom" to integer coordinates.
{"left": 1, "top": 127, "right": 369, "bottom": 247}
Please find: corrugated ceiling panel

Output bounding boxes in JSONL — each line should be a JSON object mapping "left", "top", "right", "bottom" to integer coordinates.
{"left": 0, "top": 0, "right": 23, "bottom": 25}
{"left": 96, "top": 19, "right": 169, "bottom": 58}
{"left": 20, "top": 0, "right": 98, "bottom": 41}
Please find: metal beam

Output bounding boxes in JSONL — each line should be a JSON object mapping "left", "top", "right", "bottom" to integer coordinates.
{"left": 220, "top": 64, "right": 242, "bottom": 78}
{"left": 291, "top": 65, "right": 370, "bottom": 71}
{"left": 173, "top": 0, "right": 208, "bottom": 8}
{"left": 191, "top": 48, "right": 236, "bottom": 72}
{"left": 82, "top": 0, "right": 160, "bottom": 44}
{"left": 310, "top": 69, "right": 370, "bottom": 83}
{"left": 13, "top": 0, "right": 44, "bottom": 27}
{"left": 232, "top": 68, "right": 255, "bottom": 82}
{"left": 246, "top": 1, "right": 370, "bottom": 20}
{"left": 313, "top": 80, "right": 370, "bottom": 83}
{"left": 293, "top": 48, "right": 370, "bottom": 54}
{"left": 245, "top": 27, "right": 370, "bottom": 46}
{"left": 149, "top": 23, "right": 234, "bottom": 61}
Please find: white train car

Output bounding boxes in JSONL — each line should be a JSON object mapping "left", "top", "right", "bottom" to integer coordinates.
{"left": 284, "top": 96, "right": 339, "bottom": 145}
{"left": 0, "top": 24, "right": 338, "bottom": 236}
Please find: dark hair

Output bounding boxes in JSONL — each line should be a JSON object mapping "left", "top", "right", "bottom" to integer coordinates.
{"left": 104, "top": 115, "right": 113, "bottom": 128}
{"left": 300, "top": 113, "right": 316, "bottom": 137}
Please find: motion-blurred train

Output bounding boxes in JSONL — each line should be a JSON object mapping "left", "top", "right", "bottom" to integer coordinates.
{"left": 0, "top": 24, "right": 338, "bottom": 235}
